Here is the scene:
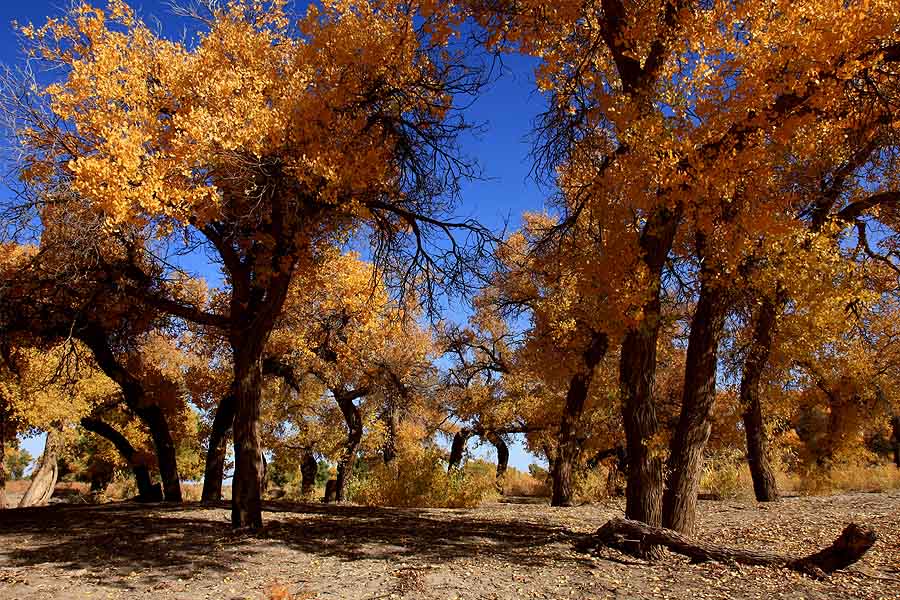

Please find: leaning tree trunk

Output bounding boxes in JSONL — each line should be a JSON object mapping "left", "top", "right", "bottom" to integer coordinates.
{"left": 485, "top": 431, "right": 509, "bottom": 493}
{"left": 231, "top": 347, "right": 266, "bottom": 528}
{"left": 663, "top": 273, "right": 731, "bottom": 535}
{"left": 333, "top": 390, "right": 364, "bottom": 503}
{"left": 202, "top": 393, "right": 235, "bottom": 502}
{"left": 578, "top": 518, "right": 877, "bottom": 578}
{"left": 0, "top": 409, "right": 8, "bottom": 509}
{"left": 448, "top": 428, "right": 472, "bottom": 471}
{"left": 620, "top": 207, "right": 679, "bottom": 532}
{"left": 82, "top": 328, "right": 182, "bottom": 502}
{"left": 18, "top": 428, "right": 63, "bottom": 507}
{"left": 80, "top": 416, "right": 158, "bottom": 500}
{"left": 740, "top": 296, "right": 780, "bottom": 501}
{"left": 140, "top": 404, "right": 182, "bottom": 503}
{"left": 552, "top": 333, "right": 608, "bottom": 507}
{"left": 300, "top": 449, "right": 318, "bottom": 498}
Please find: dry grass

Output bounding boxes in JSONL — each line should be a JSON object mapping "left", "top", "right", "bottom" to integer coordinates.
{"left": 502, "top": 467, "right": 549, "bottom": 497}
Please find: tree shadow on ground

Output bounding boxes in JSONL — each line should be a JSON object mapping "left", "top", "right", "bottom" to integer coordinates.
{"left": 0, "top": 500, "right": 588, "bottom": 590}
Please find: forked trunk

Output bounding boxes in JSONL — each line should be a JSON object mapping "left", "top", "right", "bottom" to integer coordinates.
{"left": 448, "top": 428, "right": 472, "bottom": 471}
{"left": 332, "top": 387, "right": 366, "bottom": 502}
{"left": 18, "top": 428, "right": 63, "bottom": 507}
{"left": 231, "top": 351, "right": 265, "bottom": 528}
{"left": 740, "top": 298, "right": 780, "bottom": 502}
{"left": 620, "top": 207, "right": 679, "bottom": 532}
{"left": 300, "top": 450, "right": 318, "bottom": 498}
{"left": 663, "top": 275, "right": 731, "bottom": 535}
{"left": 552, "top": 333, "right": 608, "bottom": 507}
{"left": 80, "top": 416, "right": 158, "bottom": 500}
{"left": 202, "top": 393, "right": 235, "bottom": 502}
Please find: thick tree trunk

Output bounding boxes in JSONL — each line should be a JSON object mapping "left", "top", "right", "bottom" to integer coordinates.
{"left": 485, "top": 431, "right": 509, "bottom": 492}
{"left": 202, "top": 393, "right": 235, "bottom": 502}
{"left": 0, "top": 410, "right": 8, "bottom": 509}
{"left": 80, "top": 417, "right": 159, "bottom": 500}
{"left": 300, "top": 449, "right": 318, "bottom": 498}
{"left": 663, "top": 274, "right": 731, "bottom": 535}
{"left": 18, "top": 428, "right": 63, "bottom": 507}
{"left": 578, "top": 518, "right": 876, "bottom": 578}
{"left": 553, "top": 333, "right": 608, "bottom": 507}
{"left": 448, "top": 428, "right": 472, "bottom": 471}
{"left": 81, "top": 328, "right": 182, "bottom": 502}
{"left": 740, "top": 297, "right": 780, "bottom": 501}
{"left": 891, "top": 415, "right": 900, "bottom": 469}
{"left": 620, "top": 207, "right": 679, "bottom": 530}
{"left": 231, "top": 350, "right": 265, "bottom": 528}
{"left": 334, "top": 392, "right": 363, "bottom": 503}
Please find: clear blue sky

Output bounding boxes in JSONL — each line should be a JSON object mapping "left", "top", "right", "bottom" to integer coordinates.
{"left": 1, "top": 1, "right": 548, "bottom": 473}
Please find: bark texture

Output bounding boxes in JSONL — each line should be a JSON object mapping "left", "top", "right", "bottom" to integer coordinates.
{"left": 663, "top": 269, "right": 731, "bottom": 534}
{"left": 620, "top": 208, "right": 680, "bottom": 529}
{"left": 578, "top": 518, "right": 877, "bottom": 578}
{"left": 552, "top": 333, "right": 608, "bottom": 507}
{"left": 202, "top": 393, "right": 235, "bottom": 502}
{"left": 80, "top": 417, "right": 159, "bottom": 501}
{"left": 18, "top": 428, "right": 63, "bottom": 507}
{"left": 740, "top": 297, "right": 780, "bottom": 501}
{"left": 231, "top": 348, "right": 265, "bottom": 528}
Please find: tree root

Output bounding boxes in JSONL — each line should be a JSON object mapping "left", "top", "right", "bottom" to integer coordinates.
{"left": 575, "top": 518, "right": 877, "bottom": 578}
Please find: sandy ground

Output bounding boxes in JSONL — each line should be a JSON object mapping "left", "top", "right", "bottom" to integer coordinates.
{"left": 0, "top": 491, "right": 897, "bottom": 599}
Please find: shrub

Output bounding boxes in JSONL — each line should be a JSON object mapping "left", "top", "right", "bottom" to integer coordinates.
{"left": 349, "top": 448, "right": 497, "bottom": 508}
{"left": 503, "top": 466, "right": 550, "bottom": 497}
{"left": 700, "top": 450, "right": 750, "bottom": 500}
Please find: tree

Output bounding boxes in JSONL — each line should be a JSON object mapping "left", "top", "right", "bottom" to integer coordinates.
{"left": 471, "top": 0, "right": 900, "bottom": 536}
{"left": 10, "top": 0, "right": 489, "bottom": 528}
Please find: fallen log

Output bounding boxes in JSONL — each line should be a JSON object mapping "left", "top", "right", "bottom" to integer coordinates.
{"left": 576, "top": 518, "right": 876, "bottom": 578}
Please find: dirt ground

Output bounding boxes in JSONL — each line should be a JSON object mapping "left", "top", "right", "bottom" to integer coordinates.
{"left": 0, "top": 491, "right": 897, "bottom": 600}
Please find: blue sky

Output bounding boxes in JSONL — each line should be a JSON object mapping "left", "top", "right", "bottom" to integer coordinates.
{"left": 1, "top": 1, "right": 549, "bottom": 473}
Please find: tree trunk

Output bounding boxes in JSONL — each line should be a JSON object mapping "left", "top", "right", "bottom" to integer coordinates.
{"left": 140, "top": 404, "right": 182, "bottom": 503}
{"left": 231, "top": 349, "right": 265, "bottom": 528}
{"left": 740, "top": 297, "right": 780, "bottom": 501}
{"left": 485, "top": 431, "right": 509, "bottom": 493}
{"left": 81, "top": 328, "right": 182, "bottom": 502}
{"left": 202, "top": 393, "right": 235, "bottom": 502}
{"left": 333, "top": 390, "right": 364, "bottom": 503}
{"left": 80, "top": 416, "right": 158, "bottom": 500}
{"left": 448, "top": 428, "right": 472, "bottom": 471}
{"left": 663, "top": 273, "right": 731, "bottom": 535}
{"left": 382, "top": 400, "right": 400, "bottom": 464}
{"left": 553, "top": 333, "right": 608, "bottom": 507}
{"left": 577, "top": 518, "right": 877, "bottom": 578}
{"left": 620, "top": 207, "right": 680, "bottom": 531}
{"left": 0, "top": 409, "right": 8, "bottom": 509}
{"left": 18, "top": 428, "right": 63, "bottom": 507}
{"left": 300, "top": 449, "right": 318, "bottom": 498}
{"left": 891, "top": 415, "right": 900, "bottom": 469}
